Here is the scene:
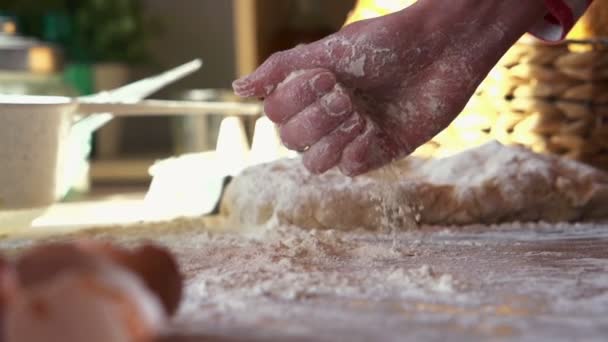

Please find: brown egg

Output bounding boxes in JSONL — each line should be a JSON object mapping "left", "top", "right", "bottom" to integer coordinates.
{"left": 15, "top": 241, "right": 183, "bottom": 316}
{"left": 5, "top": 265, "right": 165, "bottom": 342}
{"left": 0, "top": 255, "right": 17, "bottom": 303}
{"left": 0, "top": 256, "right": 18, "bottom": 338}
{"left": 15, "top": 243, "right": 106, "bottom": 288}
{"left": 77, "top": 241, "right": 183, "bottom": 316}
{"left": 6, "top": 241, "right": 184, "bottom": 342}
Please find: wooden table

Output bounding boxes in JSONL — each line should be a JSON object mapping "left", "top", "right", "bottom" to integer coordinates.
{"left": 1, "top": 211, "right": 606, "bottom": 342}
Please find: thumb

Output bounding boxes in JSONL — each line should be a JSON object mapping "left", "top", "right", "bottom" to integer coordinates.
{"left": 233, "top": 44, "right": 326, "bottom": 98}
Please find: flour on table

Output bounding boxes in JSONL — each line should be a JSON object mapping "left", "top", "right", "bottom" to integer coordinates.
{"left": 221, "top": 141, "right": 608, "bottom": 230}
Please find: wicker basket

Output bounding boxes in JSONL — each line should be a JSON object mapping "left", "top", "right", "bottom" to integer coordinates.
{"left": 417, "top": 37, "right": 608, "bottom": 170}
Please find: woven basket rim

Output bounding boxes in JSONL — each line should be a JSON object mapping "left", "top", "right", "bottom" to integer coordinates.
{"left": 563, "top": 38, "right": 608, "bottom": 45}
{"left": 519, "top": 38, "right": 608, "bottom": 47}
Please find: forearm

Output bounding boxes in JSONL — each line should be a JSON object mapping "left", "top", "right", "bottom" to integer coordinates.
{"left": 453, "top": 0, "right": 547, "bottom": 70}
{"left": 402, "top": 0, "right": 546, "bottom": 66}
{"left": 413, "top": 0, "right": 594, "bottom": 43}
{"left": 413, "top": 0, "right": 547, "bottom": 41}
{"left": 375, "top": 0, "right": 549, "bottom": 148}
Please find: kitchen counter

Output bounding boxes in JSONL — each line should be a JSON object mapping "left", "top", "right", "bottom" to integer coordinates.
{"left": 0, "top": 208, "right": 607, "bottom": 341}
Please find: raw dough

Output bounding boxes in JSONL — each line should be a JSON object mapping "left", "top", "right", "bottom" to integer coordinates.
{"left": 221, "top": 142, "right": 608, "bottom": 230}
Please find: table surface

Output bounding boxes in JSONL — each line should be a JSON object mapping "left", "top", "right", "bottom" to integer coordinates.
{"left": 1, "top": 210, "right": 607, "bottom": 342}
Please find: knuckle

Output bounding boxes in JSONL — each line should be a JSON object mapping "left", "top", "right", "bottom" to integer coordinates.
{"left": 268, "top": 50, "right": 289, "bottom": 64}
{"left": 279, "top": 125, "right": 301, "bottom": 150}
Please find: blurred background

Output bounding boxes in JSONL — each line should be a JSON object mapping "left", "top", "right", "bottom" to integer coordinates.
{"left": 0, "top": 0, "right": 359, "bottom": 192}
{"left": 1, "top": 0, "right": 606, "bottom": 199}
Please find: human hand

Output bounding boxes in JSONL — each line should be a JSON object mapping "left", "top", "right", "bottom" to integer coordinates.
{"left": 234, "top": 0, "right": 545, "bottom": 176}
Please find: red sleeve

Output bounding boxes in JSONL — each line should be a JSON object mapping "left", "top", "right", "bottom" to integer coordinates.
{"left": 529, "top": 0, "right": 593, "bottom": 41}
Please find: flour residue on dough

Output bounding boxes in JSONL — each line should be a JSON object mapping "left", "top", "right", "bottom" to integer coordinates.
{"left": 221, "top": 141, "right": 608, "bottom": 230}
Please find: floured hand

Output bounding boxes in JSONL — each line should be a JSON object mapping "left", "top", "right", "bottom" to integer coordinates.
{"left": 233, "top": 0, "right": 546, "bottom": 176}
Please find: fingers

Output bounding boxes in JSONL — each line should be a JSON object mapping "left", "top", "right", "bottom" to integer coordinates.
{"left": 268, "top": 79, "right": 406, "bottom": 176}
{"left": 302, "top": 112, "right": 365, "bottom": 174}
{"left": 233, "top": 44, "right": 327, "bottom": 98}
{"left": 302, "top": 114, "right": 406, "bottom": 176}
{"left": 279, "top": 85, "right": 353, "bottom": 151}
{"left": 338, "top": 118, "right": 406, "bottom": 176}
{"left": 264, "top": 68, "right": 336, "bottom": 124}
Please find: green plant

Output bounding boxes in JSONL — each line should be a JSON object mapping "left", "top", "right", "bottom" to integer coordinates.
{"left": 0, "top": 0, "right": 68, "bottom": 37}
{"left": 1, "top": 0, "right": 157, "bottom": 64}
{"left": 70, "top": 0, "right": 156, "bottom": 63}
